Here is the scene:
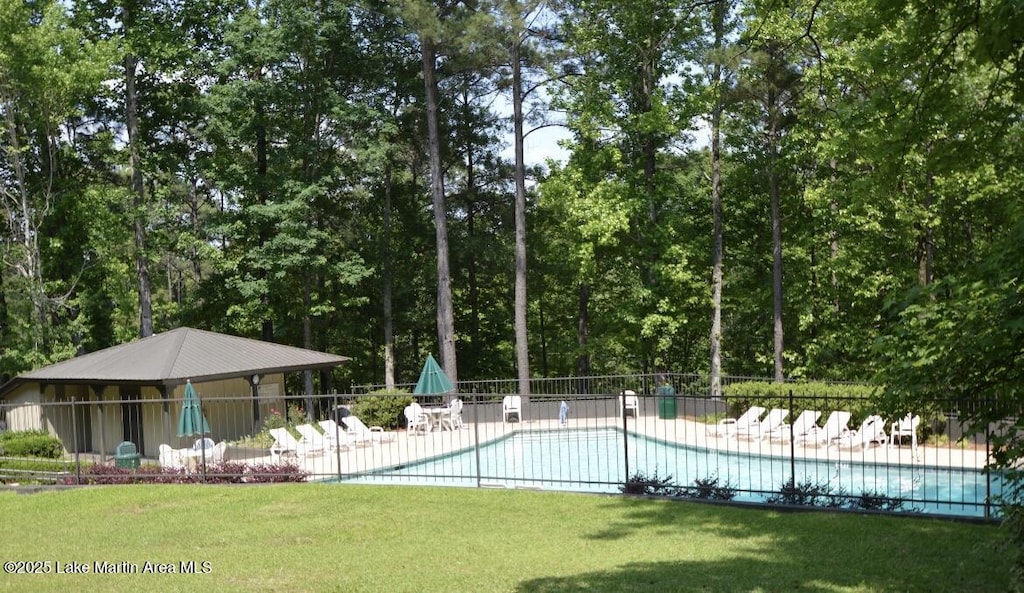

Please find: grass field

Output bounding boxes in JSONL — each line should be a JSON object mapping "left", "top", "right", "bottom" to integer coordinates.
{"left": 0, "top": 484, "right": 1010, "bottom": 592}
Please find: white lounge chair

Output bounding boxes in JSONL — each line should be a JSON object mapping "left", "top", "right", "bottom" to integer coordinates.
{"left": 835, "top": 415, "right": 888, "bottom": 450}
{"left": 405, "top": 404, "right": 431, "bottom": 434}
{"left": 502, "top": 395, "right": 522, "bottom": 423}
{"left": 798, "top": 410, "right": 851, "bottom": 446}
{"left": 345, "top": 415, "right": 397, "bottom": 444}
{"left": 620, "top": 390, "right": 639, "bottom": 419}
{"left": 889, "top": 414, "right": 921, "bottom": 451}
{"left": 294, "top": 423, "right": 337, "bottom": 453}
{"left": 737, "top": 408, "right": 788, "bottom": 440}
{"left": 269, "top": 427, "right": 323, "bottom": 462}
{"left": 767, "top": 410, "right": 821, "bottom": 442}
{"left": 317, "top": 419, "right": 359, "bottom": 448}
{"left": 708, "top": 406, "right": 766, "bottom": 437}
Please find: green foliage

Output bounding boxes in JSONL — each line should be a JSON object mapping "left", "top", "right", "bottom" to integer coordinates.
{"left": 876, "top": 216, "right": 1024, "bottom": 472}
{"left": 352, "top": 391, "right": 414, "bottom": 430}
{"left": 678, "top": 476, "right": 737, "bottom": 501}
{"left": 619, "top": 470, "right": 680, "bottom": 496}
{"left": 722, "top": 381, "right": 880, "bottom": 424}
{"left": 766, "top": 477, "right": 913, "bottom": 513}
{"left": 1002, "top": 503, "right": 1024, "bottom": 591}
{"left": 0, "top": 430, "right": 65, "bottom": 459}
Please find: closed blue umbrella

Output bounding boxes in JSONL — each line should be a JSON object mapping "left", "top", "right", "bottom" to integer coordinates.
{"left": 177, "top": 381, "right": 210, "bottom": 438}
{"left": 413, "top": 354, "right": 455, "bottom": 395}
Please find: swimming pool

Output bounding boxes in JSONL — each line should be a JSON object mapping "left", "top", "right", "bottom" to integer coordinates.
{"left": 343, "top": 428, "right": 1003, "bottom": 518}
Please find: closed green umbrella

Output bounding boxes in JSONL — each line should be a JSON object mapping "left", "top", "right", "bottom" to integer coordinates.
{"left": 177, "top": 381, "right": 211, "bottom": 438}
{"left": 413, "top": 354, "right": 455, "bottom": 395}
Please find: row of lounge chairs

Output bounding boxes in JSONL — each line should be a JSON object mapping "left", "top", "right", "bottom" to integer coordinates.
{"left": 269, "top": 415, "right": 397, "bottom": 462}
{"left": 708, "top": 407, "right": 920, "bottom": 451}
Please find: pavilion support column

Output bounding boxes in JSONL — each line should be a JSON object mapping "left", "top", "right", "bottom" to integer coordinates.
{"left": 249, "top": 375, "right": 261, "bottom": 433}
{"left": 91, "top": 385, "right": 107, "bottom": 461}
{"left": 159, "top": 385, "right": 171, "bottom": 447}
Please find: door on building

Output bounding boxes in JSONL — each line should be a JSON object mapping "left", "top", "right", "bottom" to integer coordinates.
{"left": 119, "top": 387, "right": 144, "bottom": 456}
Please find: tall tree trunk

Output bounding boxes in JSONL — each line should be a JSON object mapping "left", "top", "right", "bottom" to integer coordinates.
{"left": 422, "top": 36, "right": 458, "bottom": 385}
{"left": 829, "top": 158, "right": 840, "bottom": 313}
{"left": 383, "top": 162, "right": 396, "bottom": 389}
{"left": 708, "top": 0, "right": 727, "bottom": 399}
{"left": 769, "top": 99, "right": 784, "bottom": 382}
{"left": 124, "top": 48, "right": 152, "bottom": 338}
{"left": 511, "top": 36, "right": 530, "bottom": 399}
{"left": 303, "top": 276, "right": 314, "bottom": 412}
{"left": 917, "top": 167, "right": 934, "bottom": 287}
{"left": 464, "top": 97, "right": 479, "bottom": 364}
{"left": 576, "top": 283, "right": 590, "bottom": 378}
{"left": 0, "top": 86, "right": 46, "bottom": 349}
{"left": 255, "top": 99, "right": 273, "bottom": 343}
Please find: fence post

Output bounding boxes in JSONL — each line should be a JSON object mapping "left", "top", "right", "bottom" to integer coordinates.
{"left": 334, "top": 393, "right": 342, "bottom": 481}
{"left": 473, "top": 392, "right": 482, "bottom": 488}
{"left": 985, "top": 428, "right": 991, "bottom": 519}
{"left": 788, "top": 390, "right": 795, "bottom": 484}
{"left": 71, "top": 397, "right": 81, "bottom": 484}
{"left": 621, "top": 391, "right": 630, "bottom": 486}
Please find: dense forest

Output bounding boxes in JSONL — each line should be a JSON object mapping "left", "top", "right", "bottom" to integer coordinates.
{"left": 1, "top": 0, "right": 1021, "bottom": 395}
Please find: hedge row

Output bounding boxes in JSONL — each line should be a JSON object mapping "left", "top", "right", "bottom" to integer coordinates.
{"left": 63, "top": 461, "right": 308, "bottom": 485}
{"left": 0, "top": 430, "right": 65, "bottom": 458}
{"left": 721, "top": 381, "right": 881, "bottom": 424}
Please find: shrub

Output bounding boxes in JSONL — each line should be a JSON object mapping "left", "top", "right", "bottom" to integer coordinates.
{"left": 766, "top": 477, "right": 917, "bottom": 512}
{"left": 855, "top": 490, "right": 909, "bottom": 512}
{"left": 352, "top": 391, "right": 414, "bottom": 430}
{"left": 620, "top": 471, "right": 681, "bottom": 496}
{"left": 678, "top": 476, "right": 737, "bottom": 500}
{"left": 61, "top": 462, "right": 307, "bottom": 485}
{"left": 0, "top": 430, "right": 65, "bottom": 458}
{"left": 766, "top": 477, "right": 837, "bottom": 507}
{"left": 722, "top": 381, "right": 880, "bottom": 428}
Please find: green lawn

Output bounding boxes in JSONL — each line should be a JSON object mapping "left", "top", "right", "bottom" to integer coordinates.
{"left": 0, "top": 484, "right": 1009, "bottom": 592}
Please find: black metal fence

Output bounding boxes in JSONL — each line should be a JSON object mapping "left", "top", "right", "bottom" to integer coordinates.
{"left": 0, "top": 380, "right": 1004, "bottom": 520}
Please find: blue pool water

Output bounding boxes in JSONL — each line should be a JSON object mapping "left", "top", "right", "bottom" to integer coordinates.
{"left": 344, "top": 428, "right": 1002, "bottom": 518}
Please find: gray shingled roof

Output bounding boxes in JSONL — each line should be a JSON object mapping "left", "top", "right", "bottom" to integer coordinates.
{"left": 1, "top": 327, "right": 349, "bottom": 392}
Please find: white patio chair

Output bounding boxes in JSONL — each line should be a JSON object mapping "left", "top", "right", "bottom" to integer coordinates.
{"left": 193, "top": 437, "right": 215, "bottom": 452}
{"left": 502, "top": 395, "right": 522, "bottom": 423}
{"left": 158, "top": 444, "right": 185, "bottom": 469}
{"left": 620, "top": 390, "right": 639, "bottom": 419}
{"left": 405, "top": 404, "right": 431, "bottom": 434}
{"left": 440, "top": 399, "right": 465, "bottom": 430}
{"left": 207, "top": 441, "right": 227, "bottom": 464}
{"left": 890, "top": 414, "right": 921, "bottom": 452}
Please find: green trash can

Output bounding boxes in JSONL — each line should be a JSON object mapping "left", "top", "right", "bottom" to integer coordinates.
{"left": 656, "top": 382, "right": 677, "bottom": 419}
{"left": 114, "top": 441, "right": 141, "bottom": 469}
